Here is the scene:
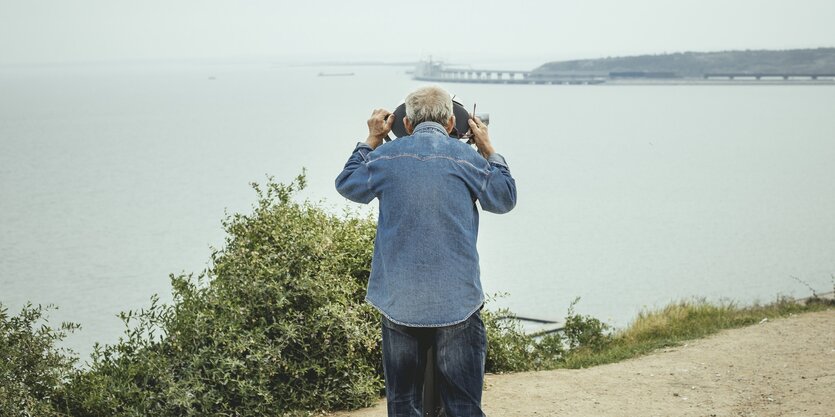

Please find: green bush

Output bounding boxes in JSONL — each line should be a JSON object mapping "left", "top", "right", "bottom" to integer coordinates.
{"left": 481, "top": 296, "right": 614, "bottom": 373}
{"left": 562, "top": 297, "right": 611, "bottom": 351}
{"left": 60, "top": 173, "right": 383, "bottom": 416}
{"left": 482, "top": 304, "right": 565, "bottom": 373}
{"left": 0, "top": 303, "right": 78, "bottom": 417}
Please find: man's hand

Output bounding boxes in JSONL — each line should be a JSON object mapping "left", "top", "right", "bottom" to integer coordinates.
{"left": 467, "top": 116, "right": 495, "bottom": 159}
{"left": 365, "top": 108, "right": 394, "bottom": 149}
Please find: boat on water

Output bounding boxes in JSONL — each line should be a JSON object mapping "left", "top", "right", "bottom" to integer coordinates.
{"left": 318, "top": 72, "right": 355, "bottom": 77}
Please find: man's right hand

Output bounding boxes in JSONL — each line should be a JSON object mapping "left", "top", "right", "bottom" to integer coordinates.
{"left": 467, "top": 116, "right": 496, "bottom": 159}
{"left": 365, "top": 108, "right": 394, "bottom": 150}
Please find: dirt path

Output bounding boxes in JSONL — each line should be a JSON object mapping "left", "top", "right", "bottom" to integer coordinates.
{"left": 333, "top": 310, "right": 835, "bottom": 416}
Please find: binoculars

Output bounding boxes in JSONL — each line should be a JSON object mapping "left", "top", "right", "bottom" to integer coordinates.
{"left": 386, "top": 99, "right": 489, "bottom": 143}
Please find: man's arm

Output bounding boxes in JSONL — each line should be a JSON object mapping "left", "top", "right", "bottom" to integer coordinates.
{"left": 334, "top": 109, "right": 394, "bottom": 204}
{"left": 335, "top": 143, "right": 375, "bottom": 203}
{"left": 468, "top": 116, "right": 517, "bottom": 214}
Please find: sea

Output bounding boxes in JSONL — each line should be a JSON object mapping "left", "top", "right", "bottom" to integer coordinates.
{"left": 1, "top": 61, "right": 834, "bottom": 362}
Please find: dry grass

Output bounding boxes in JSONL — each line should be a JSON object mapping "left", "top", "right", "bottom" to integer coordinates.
{"left": 560, "top": 296, "right": 834, "bottom": 369}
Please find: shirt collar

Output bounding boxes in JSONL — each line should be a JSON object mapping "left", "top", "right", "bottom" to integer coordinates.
{"left": 412, "top": 121, "right": 449, "bottom": 137}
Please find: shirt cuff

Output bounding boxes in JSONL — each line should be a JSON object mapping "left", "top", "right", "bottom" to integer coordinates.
{"left": 487, "top": 152, "right": 508, "bottom": 168}
{"left": 354, "top": 142, "right": 373, "bottom": 161}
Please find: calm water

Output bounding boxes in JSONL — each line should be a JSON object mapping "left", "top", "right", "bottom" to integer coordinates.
{"left": 2, "top": 62, "right": 834, "bottom": 360}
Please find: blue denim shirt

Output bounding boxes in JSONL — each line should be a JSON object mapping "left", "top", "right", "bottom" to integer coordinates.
{"left": 335, "top": 121, "right": 516, "bottom": 327}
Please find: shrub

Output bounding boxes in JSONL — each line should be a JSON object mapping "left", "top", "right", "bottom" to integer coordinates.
{"left": 61, "top": 173, "right": 383, "bottom": 416}
{"left": 0, "top": 303, "right": 78, "bottom": 417}
{"left": 482, "top": 304, "right": 565, "bottom": 373}
{"left": 563, "top": 297, "right": 611, "bottom": 351}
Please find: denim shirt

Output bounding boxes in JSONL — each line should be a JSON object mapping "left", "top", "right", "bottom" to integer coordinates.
{"left": 335, "top": 121, "right": 516, "bottom": 327}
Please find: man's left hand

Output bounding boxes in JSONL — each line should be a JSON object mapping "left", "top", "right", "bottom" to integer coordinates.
{"left": 365, "top": 108, "right": 394, "bottom": 149}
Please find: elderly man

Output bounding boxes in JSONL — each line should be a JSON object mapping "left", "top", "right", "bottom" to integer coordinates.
{"left": 335, "top": 86, "right": 516, "bottom": 417}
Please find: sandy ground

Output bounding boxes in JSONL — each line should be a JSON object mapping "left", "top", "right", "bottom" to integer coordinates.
{"left": 332, "top": 309, "right": 835, "bottom": 417}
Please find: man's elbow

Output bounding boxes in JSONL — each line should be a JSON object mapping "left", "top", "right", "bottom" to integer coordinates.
{"left": 334, "top": 175, "right": 356, "bottom": 202}
{"left": 491, "top": 196, "right": 516, "bottom": 214}
{"left": 484, "top": 186, "right": 517, "bottom": 214}
{"left": 335, "top": 173, "right": 348, "bottom": 196}
{"left": 335, "top": 173, "right": 373, "bottom": 204}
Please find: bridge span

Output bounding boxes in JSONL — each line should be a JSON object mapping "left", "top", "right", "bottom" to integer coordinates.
{"left": 412, "top": 60, "right": 605, "bottom": 85}
{"left": 704, "top": 72, "right": 835, "bottom": 80}
{"left": 409, "top": 60, "right": 835, "bottom": 85}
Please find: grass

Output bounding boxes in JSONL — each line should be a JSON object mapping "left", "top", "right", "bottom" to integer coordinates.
{"left": 558, "top": 295, "right": 835, "bottom": 369}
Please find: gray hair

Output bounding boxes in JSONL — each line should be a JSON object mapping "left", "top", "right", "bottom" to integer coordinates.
{"left": 405, "top": 86, "right": 453, "bottom": 126}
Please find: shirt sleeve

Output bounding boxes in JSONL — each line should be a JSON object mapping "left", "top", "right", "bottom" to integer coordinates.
{"left": 476, "top": 152, "right": 517, "bottom": 214}
{"left": 335, "top": 142, "right": 376, "bottom": 204}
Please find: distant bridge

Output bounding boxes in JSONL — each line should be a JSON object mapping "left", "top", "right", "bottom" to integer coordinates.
{"left": 410, "top": 61, "right": 835, "bottom": 85}
{"left": 415, "top": 67, "right": 532, "bottom": 84}
{"left": 412, "top": 60, "right": 605, "bottom": 85}
{"left": 704, "top": 72, "right": 835, "bottom": 80}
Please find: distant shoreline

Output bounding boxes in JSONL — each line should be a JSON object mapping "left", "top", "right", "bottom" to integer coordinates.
{"left": 605, "top": 79, "right": 835, "bottom": 86}
{"left": 411, "top": 76, "right": 835, "bottom": 86}
{"left": 412, "top": 47, "right": 835, "bottom": 86}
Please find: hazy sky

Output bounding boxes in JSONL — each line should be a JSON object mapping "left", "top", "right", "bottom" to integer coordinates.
{"left": 2, "top": 0, "right": 834, "bottom": 65}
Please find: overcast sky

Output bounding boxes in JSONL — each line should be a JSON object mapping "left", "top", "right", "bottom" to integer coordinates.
{"left": 1, "top": 0, "right": 834, "bottom": 65}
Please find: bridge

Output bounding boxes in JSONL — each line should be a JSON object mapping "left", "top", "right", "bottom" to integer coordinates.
{"left": 704, "top": 72, "right": 835, "bottom": 81}
{"left": 411, "top": 60, "right": 835, "bottom": 85}
{"left": 413, "top": 60, "right": 605, "bottom": 85}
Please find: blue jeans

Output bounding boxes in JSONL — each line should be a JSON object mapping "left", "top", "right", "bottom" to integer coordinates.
{"left": 381, "top": 310, "right": 487, "bottom": 417}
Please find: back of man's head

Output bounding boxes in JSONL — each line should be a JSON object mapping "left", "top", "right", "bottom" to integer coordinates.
{"left": 405, "top": 86, "right": 453, "bottom": 127}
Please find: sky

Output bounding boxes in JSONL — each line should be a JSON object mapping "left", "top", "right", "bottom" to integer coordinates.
{"left": 1, "top": 0, "right": 834, "bottom": 65}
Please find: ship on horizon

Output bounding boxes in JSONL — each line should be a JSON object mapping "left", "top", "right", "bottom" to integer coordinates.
{"left": 318, "top": 72, "right": 355, "bottom": 77}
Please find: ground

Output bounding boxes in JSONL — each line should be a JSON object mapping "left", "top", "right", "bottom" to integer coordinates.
{"left": 332, "top": 309, "right": 835, "bottom": 417}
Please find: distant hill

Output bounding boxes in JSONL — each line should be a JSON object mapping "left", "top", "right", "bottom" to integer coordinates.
{"left": 532, "top": 48, "right": 835, "bottom": 78}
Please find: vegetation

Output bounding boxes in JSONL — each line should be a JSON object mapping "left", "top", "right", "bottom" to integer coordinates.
{"left": 482, "top": 304, "right": 564, "bottom": 373}
{"left": 485, "top": 294, "right": 834, "bottom": 373}
{"left": 56, "top": 173, "right": 385, "bottom": 416}
{"left": 482, "top": 297, "right": 610, "bottom": 373}
{"left": 533, "top": 47, "right": 835, "bottom": 77}
{"left": 0, "top": 303, "right": 78, "bottom": 417}
{"left": 1, "top": 173, "right": 832, "bottom": 416}
{"left": 560, "top": 296, "right": 834, "bottom": 369}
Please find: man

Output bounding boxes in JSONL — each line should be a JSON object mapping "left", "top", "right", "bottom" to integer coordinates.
{"left": 335, "top": 86, "right": 516, "bottom": 417}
